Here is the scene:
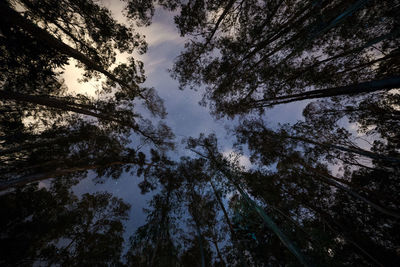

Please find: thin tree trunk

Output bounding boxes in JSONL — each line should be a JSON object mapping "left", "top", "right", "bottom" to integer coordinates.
{"left": 195, "top": 220, "right": 206, "bottom": 267}
{"left": 211, "top": 238, "right": 225, "bottom": 267}
{"left": 186, "top": 0, "right": 236, "bottom": 66}
{"left": 314, "top": 0, "right": 370, "bottom": 37}
{"left": 316, "top": 31, "right": 398, "bottom": 67}
{"left": 268, "top": 203, "right": 328, "bottom": 250}
{"left": 0, "top": 161, "right": 140, "bottom": 190}
{"left": 0, "top": 90, "right": 163, "bottom": 144}
{"left": 0, "top": 134, "right": 82, "bottom": 156}
{"left": 289, "top": 194, "right": 384, "bottom": 267}
{"left": 253, "top": 0, "right": 371, "bottom": 68}
{"left": 242, "top": 1, "right": 317, "bottom": 62}
{"left": 150, "top": 189, "right": 172, "bottom": 266}
{"left": 0, "top": 90, "right": 130, "bottom": 125}
{"left": 280, "top": 32, "right": 399, "bottom": 87}
{"left": 240, "top": 125, "right": 400, "bottom": 164}
{"left": 301, "top": 168, "right": 400, "bottom": 219}
{"left": 282, "top": 132, "right": 400, "bottom": 164}
{"left": 193, "top": 147, "right": 311, "bottom": 266}
{"left": 338, "top": 49, "right": 400, "bottom": 74}
{"left": 251, "top": 76, "right": 400, "bottom": 107}
{"left": 209, "top": 180, "right": 248, "bottom": 267}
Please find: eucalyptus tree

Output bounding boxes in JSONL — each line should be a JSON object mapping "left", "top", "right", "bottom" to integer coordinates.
{"left": 0, "top": 182, "right": 130, "bottom": 266}
{"left": 236, "top": 118, "right": 400, "bottom": 167}
{"left": 125, "top": 190, "right": 181, "bottom": 266}
{"left": 125, "top": 164, "right": 182, "bottom": 267}
{"left": 156, "top": 0, "right": 400, "bottom": 117}
{"left": 301, "top": 93, "right": 400, "bottom": 169}
{"left": 234, "top": 117, "right": 400, "bottom": 265}
{"left": 126, "top": 155, "right": 228, "bottom": 267}
{"left": 186, "top": 132, "right": 400, "bottom": 265}
{"left": 0, "top": 0, "right": 175, "bottom": 189}
{"left": 0, "top": 0, "right": 147, "bottom": 100}
{"left": 235, "top": 119, "right": 400, "bottom": 217}
{"left": 0, "top": 117, "right": 174, "bottom": 191}
{"left": 186, "top": 134, "right": 313, "bottom": 266}
{"left": 0, "top": 0, "right": 172, "bottom": 133}
{"left": 178, "top": 158, "right": 229, "bottom": 267}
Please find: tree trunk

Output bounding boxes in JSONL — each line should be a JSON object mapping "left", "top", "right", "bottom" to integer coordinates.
{"left": 338, "top": 49, "right": 400, "bottom": 74}
{"left": 282, "top": 32, "right": 399, "bottom": 86}
{"left": 316, "top": 31, "right": 397, "bottom": 67}
{"left": 0, "top": 161, "right": 137, "bottom": 190}
{"left": 253, "top": 0, "right": 371, "bottom": 68}
{"left": 0, "top": 90, "right": 130, "bottom": 124}
{"left": 242, "top": 1, "right": 316, "bottom": 62}
{"left": 209, "top": 180, "right": 248, "bottom": 267}
{"left": 284, "top": 132, "right": 400, "bottom": 164}
{"left": 194, "top": 220, "right": 206, "bottom": 267}
{"left": 287, "top": 193, "right": 385, "bottom": 267}
{"left": 211, "top": 238, "right": 225, "bottom": 267}
{"left": 216, "top": 167, "right": 312, "bottom": 267}
{"left": 251, "top": 76, "right": 400, "bottom": 107}
{"left": 301, "top": 168, "right": 400, "bottom": 219}
{"left": 0, "top": 90, "right": 164, "bottom": 145}
{"left": 0, "top": 134, "right": 82, "bottom": 156}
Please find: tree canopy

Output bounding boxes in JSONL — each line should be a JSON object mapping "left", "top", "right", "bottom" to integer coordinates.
{"left": 1, "top": 0, "right": 399, "bottom": 266}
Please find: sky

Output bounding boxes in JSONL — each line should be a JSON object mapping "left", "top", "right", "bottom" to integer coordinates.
{"left": 62, "top": 0, "right": 309, "bottom": 251}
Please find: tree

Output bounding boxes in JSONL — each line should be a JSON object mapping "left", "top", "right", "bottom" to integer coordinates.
{"left": 234, "top": 117, "right": 400, "bottom": 265}
{"left": 162, "top": 0, "right": 400, "bottom": 117}
{"left": 0, "top": 0, "right": 171, "bottom": 131}
{"left": 0, "top": 182, "right": 130, "bottom": 266}
{"left": 301, "top": 93, "right": 400, "bottom": 167}
{"left": 0, "top": 0, "right": 174, "bottom": 190}
{"left": 185, "top": 132, "right": 400, "bottom": 265}
{"left": 125, "top": 166, "right": 182, "bottom": 267}
{"left": 236, "top": 119, "right": 400, "bottom": 165}
{"left": 0, "top": 0, "right": 146, "bottom": 100}
{"left": 186, "top": 134, "right": 313, "bottom": 266}
{"left": 0, "top": 117, "right": 174, "bottom": 191}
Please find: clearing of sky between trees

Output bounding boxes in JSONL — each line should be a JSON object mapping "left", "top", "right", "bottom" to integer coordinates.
{"left": 0, "top": 0, "right": 399, "bottom": 266}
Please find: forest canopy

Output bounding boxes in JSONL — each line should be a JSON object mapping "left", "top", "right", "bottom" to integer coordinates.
{"left": 0, "top": 0, "right": 399, "bottom": 266}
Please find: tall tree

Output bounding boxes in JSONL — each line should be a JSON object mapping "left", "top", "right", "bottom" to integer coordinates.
{"left": 0, "top": 0, "right": 174, "bottom": 190}
{"left": 0, "top": 0, "right": 171, "bottom": 130}
{"left": 186, "top": 134, "right": 313, "bottom": 266}
{"left": 234, "top": 117, "right": 400, "bottom": 265}
{"left": 125, "top": 166, "right": 182, "bottom": 267}
{"left": 0, "top": 182, "right": 130, "bottom": 266}
{"left": 0, "top": 117, "right": 173, "bottom": 191}
{"left": 161, "top": 0, "right": 400, "bottom": 117}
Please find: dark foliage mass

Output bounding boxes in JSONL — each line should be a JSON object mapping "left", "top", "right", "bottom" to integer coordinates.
{"left": 1, "top": 0, "right": 399, "bottom": 266}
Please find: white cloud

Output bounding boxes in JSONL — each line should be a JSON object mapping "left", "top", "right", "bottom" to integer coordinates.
{"left": 222, "top": 149, "right": 252, "bottom": 170}
{"left": 61, "top": 59, "right": 103, "bottom": 96}
{"left": 141, "top": 22, "right": 185, "bottom": 47}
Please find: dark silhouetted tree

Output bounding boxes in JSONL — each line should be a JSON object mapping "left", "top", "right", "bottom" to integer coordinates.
{"left": 0, "top": 182, "right": 130, "bottom": 266}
